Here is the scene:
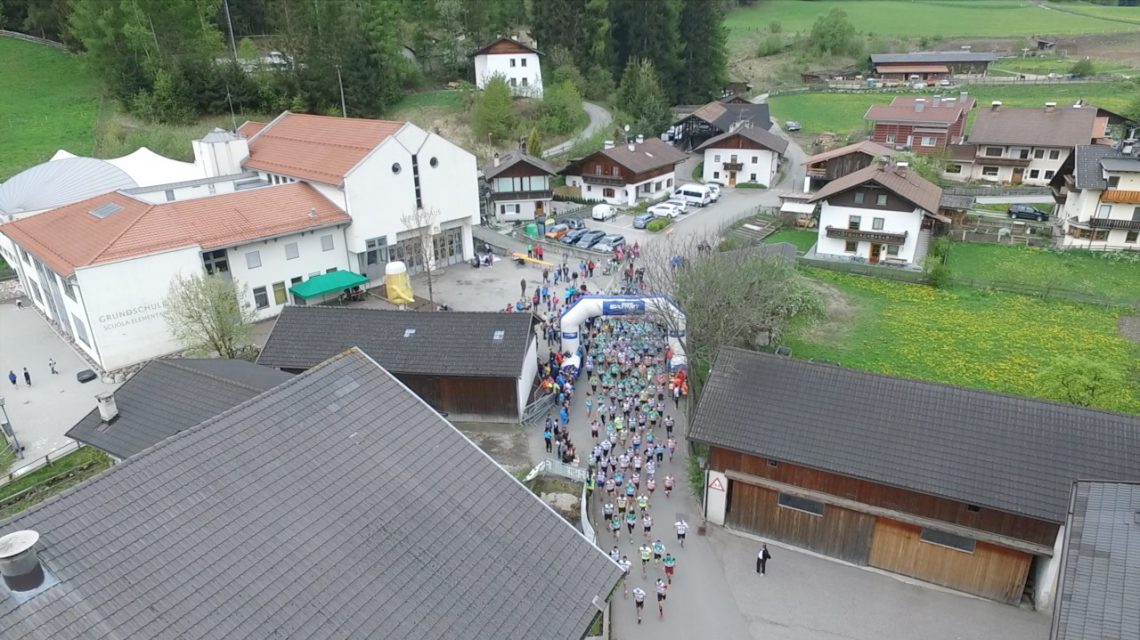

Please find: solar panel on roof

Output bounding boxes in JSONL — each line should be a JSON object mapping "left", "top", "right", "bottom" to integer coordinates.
{"left": 89, "top": 202, "right": 123, "bottom": 219}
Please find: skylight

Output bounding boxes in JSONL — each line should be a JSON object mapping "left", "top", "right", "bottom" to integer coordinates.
{"left": 404, "top": 329, "right": 416, "bottom": 338}
{"left": 493, "top": 330, "right": 505, "bottom": 341}
{"left": 89, "top": 202, "right": 123, "bottom": 219}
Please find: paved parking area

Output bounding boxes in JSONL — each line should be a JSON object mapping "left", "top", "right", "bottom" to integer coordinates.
{"left": 0, "top": 300, "right": 118, "bottom": 469}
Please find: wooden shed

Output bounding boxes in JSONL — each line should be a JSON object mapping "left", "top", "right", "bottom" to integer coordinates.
{"left": 690, "top": 348, "right": 1140, "bottom": 607}
{"left": 257, "top": 306, "right": 539, "bottom": 421}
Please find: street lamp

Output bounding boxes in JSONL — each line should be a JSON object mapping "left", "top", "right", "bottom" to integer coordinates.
{"left": 0, "top": 396, "right": 24, "bottom": 459}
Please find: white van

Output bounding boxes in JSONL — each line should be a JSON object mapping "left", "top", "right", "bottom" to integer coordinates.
{"left": 673, "top": 183, "right": 713, "bottom": 207}
{"left": 591, "top": 203, "right": 618, "bottom": 221}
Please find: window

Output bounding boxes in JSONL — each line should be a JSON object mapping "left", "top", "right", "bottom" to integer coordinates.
{"left": 500, "top": 203, "right": 520, "bottom": 214}
{"left": 1134, "top": 206, "right": 1140, "bottom": 221}
{"left": 981, "top": 166, "right": 999, "bottom": 177}
{"left": 291, "top": 276, "right": 303, "bottom": 286}
{"left": 853, "top": 191, "right": 864, "bottom": 204}
{"left": 253, "top": 286, "right": 269, "bottom": 309}
{"left": 28, "top": 280, "right": 42, "bottom": 304}
{"left": 945, "top": 164, "right": 962, "bottom": 174}
{"left": 1028, "top": 169, "right": 1040, "bottom": 179}
{"left": 1016, "top": 148, "right": 1030, "bottom": 159}
{"left": 509, "top": 78, "right": 517, "bottom": 87}
{"left": 730, "top": 154, "right": 738, "bottom": 163}
{"left": 521, "top": 77, "right": 528, "bottom": 86}
{"left": 984, "top": 147, "right": 1003, "bottom": 157}
{"left": 391, "top": 163, "right": 401, "bottom": 174}
{"left": 509, "top": 58, "right": 516, "bottom": 67}
{"left": 603, "top": 188, "right": 615, "bottom": 198}
{"left": 285, "top": 242, "right": 299, "bottom": 260}
{"left": 966, "top": 504, "right": 981, "bottom": 513}
{"left": 164, "top": 189, "right": 175, "bottom": 202}
{"left": 885, "top": 134, "right": 895, "bottom": 144}
{"left": 1044, "top": 170, "right": 1054, "bottom": 179}
{"left": 750, "top": 173, "right": 757, "bottom": 182}
{"left": 321, "top": 234, "right": 334, "bottom": 252}
{"left": 1108, "top": 176, "right": 1120, "bottom": 188}
{"left": 886, "top": 244, "right": 900, "bottom": 256}
{"left": 666, "top": 178, "right": 672, "bottom": 187}
{"left": 245, "top": 250, "right": 262, "bottom": 269}
{"left": 751, "top": 156, "right": 758, "bottom": 164}
{"left": 920, "top": 136, "right": 936, "bottom": 147}
{"left": 777, "top": 493, "right": 825, "bottom": 517}
{"left": 19, "top": 247, "right": 30, "bottom": 264}
{"left": 326, "top": 267, "right": 338, "bottom": 274}
{"left": 429, "top": 157, "right": 438, "bottom": 168}
{"left": 844, "top": 240, "right": 858, "bottom": 253}
{"left": 61, "top": 275, "right": 76, "bottom": 301}
{"left": 1048, "top": 149, "right": 1060, "bottom": 160}
{"left": 1096, "top": 204, "right": 1111, "bottom": 218}
{"left": 521, "top": 58, "right": 527, "bottom": 67}
{"left": 1033, "top": 149, "right": 1045, "bottom": 159}
{"left": 272, "top": 282, "right": 287, "bottom": 305}
{"left": 920, "top": 528, "right": 976, "bottom": 553}
{"left": 876, "top": 194, "right": 888, "bottom": 206}
{"left": 848, "top": 215, "right": 861, "bottom": 230}
{"left": 872, "top": 217, "right": 884, "bottom": 230}
{"left": 71, "top": 313, "right": 90, "bottom": 347}
{"left": 202, "top": 249, "right": 228, "bottom": 275}
{"left": 714, "top": 155, "right": 721, "bottom": 162}
{"left": 713, "top": 171, "right": 720, "bottom": 179}
{"left": 1126, "top": 230, "right": 1138, "bottom": 244}
{"left": 364, "top": 237, "right": 388, "bottom": 266}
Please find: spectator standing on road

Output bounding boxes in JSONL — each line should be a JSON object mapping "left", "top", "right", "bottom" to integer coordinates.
{"left": 8, "top": 370, "right": 16, "bottom": 387}
{"left": 48, "top": 358, "right": 58, "bottom": 374}
{"left": 520, "top": 278, "right": 527, "bottom": 298}
{"left": 23, "top": 367, "right": 31, "bottom": 386}
{"left": 757, "top": 544, "right": 772, "bottom": 575}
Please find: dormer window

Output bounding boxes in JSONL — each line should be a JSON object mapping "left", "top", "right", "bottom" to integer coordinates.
{"left": 1108, "top": 176, "right": 1120, "bottom": 188}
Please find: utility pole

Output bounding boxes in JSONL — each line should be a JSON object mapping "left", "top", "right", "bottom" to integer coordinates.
{"left": 0, "top": 396, "right": 23, "bottom": 460}
{"left": 337, "top": 65, "right": 347, "bottom": 118}
{"left": 222, "top": 0, "right": 238, "bottom": 62}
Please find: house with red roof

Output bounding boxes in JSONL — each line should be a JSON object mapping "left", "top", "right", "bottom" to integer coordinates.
{"left": 864, "top": 93, "right": 975, "bottom": 155}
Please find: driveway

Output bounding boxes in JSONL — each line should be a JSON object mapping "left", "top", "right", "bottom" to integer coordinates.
{"left": 543, "top": 101, "right": 613, "bottom": 158}
{"left": 0, "top": 299, "right": 119, "bottom": 470}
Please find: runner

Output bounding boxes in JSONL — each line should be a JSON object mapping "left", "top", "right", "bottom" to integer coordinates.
{"left": 663, "top": 474, "right": 674, "bottom": 498}
{"left": 642, "top": 513, "right": 653, "bottom": 541}
{"left": 638, "top": 542, "right": 652, "bottom": 576}
{"left": 610, "top": 514, "right": 621, "bottom": 541}
{"left": 620, "top": 556, "right": 633, "bottom": 598}
{"left": 652, "top": 538, "right": 665, "bottom": 565}
{"left": 626, "top": 509, "right": 638, "bottom": 540}
{"left": 633, "top": 586, "right": 646, "bottom": 624}
{"left": 674, "top": 518, "right": 688, "bottom": 548}
{"left": 663, "top": 552, "right": 677, "bottom": 584}
{"left": 609, "top": 546, "right": 620, "bottom": 562}
{"left": 656, "top": 578, "right": 668, "bottom": 618}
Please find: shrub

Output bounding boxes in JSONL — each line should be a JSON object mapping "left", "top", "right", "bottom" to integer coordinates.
{"left": 1070, "top": 58, "right": 1095, "bottom": 78}
{"left": 647, "top": 218, "right": 673, "bottom": 232}
{"left": 692, "top": 161, "right": 704, "bottom": 182}
{"left": 926, "top": 262, "right": 952, "bottom": 289}
{"left": 736, "top": 182, "right": 766, "bottom": 189}
{"left": 757, "top": 34, "right": 786, "bottom": 58}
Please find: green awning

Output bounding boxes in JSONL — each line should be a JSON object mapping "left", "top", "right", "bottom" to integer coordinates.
{"left": 289, "top": 271, "right": 369, "bottom": 299}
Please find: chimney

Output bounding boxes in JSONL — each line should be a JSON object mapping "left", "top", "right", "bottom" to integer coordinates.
{"left": 895, "top": 161, "right": 909, "bottom": 175}
{"left": 95, "top": 392, "right": 118, "bottom": 423}
{"left": 932, "top": 95, "right": 942, "bottom": 107}
{"left": 960, "top": 91, "right": 969, "bottom": 103}
{"left": 1123, "top": 138, "right": 1136, "bottom": 155}
{"left": 914, "top": 98, "right": 926, "bottom": 113}
{"left": 990, "top": 100, "right": 1002, "bottom": 111}
{"left": 603, "top": 140, "right": 614, "bottom": 150}
{"left": 493, "top": 152, "right": 500, "bottom": 167}
{"left": 635, "top": 134, "right": 644, "bottom": 144}
{"left": 628, "top": 141, "right": 635, "bottom": 152}
{"left": 0, "top": 530, "right": 45, "bottom": 593}
{"left": 1044, "top": 101, "right": 1056, "bottom": 113}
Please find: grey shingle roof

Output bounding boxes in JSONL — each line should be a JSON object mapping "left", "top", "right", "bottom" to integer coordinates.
{"left": 482, "top": 150, "right": 557, "bottom": 179}
{"left": 695, "top": 126, "right": 789, "bottom": 155}
{"left": 64, "top": 359, "right": 293, "bottom": 459}
{"left": 968, "top": 105, "right": 1097, "bottom": 147}
{"left": 0, "top": 349, "right": 621, "bottom": 640}
{"left": 1072, "top": 145, "right": 1128, "bottom": 191}
{"left": 257, "top": 306, "right": 534, "bottom": 377}
{"left": 870, "top": 51, "right": 999, "bottom": 64}
{"left": 1052, "top": 481, "right": 1140, "bottom": 640}
{"left": 689, "top": 348, "right": 1140, "bottom": 523}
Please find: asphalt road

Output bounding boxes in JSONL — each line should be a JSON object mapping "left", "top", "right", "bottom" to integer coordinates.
{"left": 543, "top": 101, "right": 614, "bottom": 158}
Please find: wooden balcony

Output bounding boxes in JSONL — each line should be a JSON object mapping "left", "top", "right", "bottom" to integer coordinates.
{"left": 1087, "top": 217, "right": 1140, "bottom": 231}
{"left": 974, "top": 155, "right": 1031, "bottom": 167}
{"left": 581, "top": 174, "right": 625, "bottom": 187}
{"left": 825, "top": 226, "right": 908, "bottom": 244}
{"left": 489, "top": 189, "right": 553, "bottom": 202}
{"left": 722, "top": 162, "right": 744, "bottom": 171}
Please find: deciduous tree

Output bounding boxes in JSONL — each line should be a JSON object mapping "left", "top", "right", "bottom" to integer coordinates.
{"left": 473, "top": 75, "right": 517, "bottom": 143}
{"left": 806, "top": 8, "right": 861, "bottom": 58}
{"left": 1038, "top": 356, "right": 1126, "bottom": 408}
{"left": 163, "top": 273, "right": 256, "bottom": 359}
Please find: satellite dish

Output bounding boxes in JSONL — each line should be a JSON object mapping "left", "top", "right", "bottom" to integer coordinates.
{"left": 624, "top": 124, "right": 631, "bottom": 132}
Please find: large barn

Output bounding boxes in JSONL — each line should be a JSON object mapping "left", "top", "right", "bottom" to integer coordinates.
{"left": 257, "top": 307, "right": 538, "bottom": 421}
{"left": 689, "top": 347, "right": 1140, "bottom": 609}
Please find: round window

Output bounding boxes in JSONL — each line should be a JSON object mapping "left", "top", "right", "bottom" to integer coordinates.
{"left": 391, "top": 162, "right": 402, "bottom": 174}
{"left": 429, "top": 157, "right": 439, "bottom": 168}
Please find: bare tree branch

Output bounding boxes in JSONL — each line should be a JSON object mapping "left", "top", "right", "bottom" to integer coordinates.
{"left": 163, "top": 273, "right": 256, "bottom": 358}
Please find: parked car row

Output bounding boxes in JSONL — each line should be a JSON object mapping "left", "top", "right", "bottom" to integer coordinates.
{"left": 541, "top": 217, "right": 626, "bottom": 252}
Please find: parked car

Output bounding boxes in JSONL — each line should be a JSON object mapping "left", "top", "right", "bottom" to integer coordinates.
{"left": 593, "top": 234, "right": 626, "bottom": 253}
{"left": 544, "top": 223, "right": 570, "bottom": 240}
{"left": 785, "top": 120, "right": 801, "bottom": 132}
{"left": 633, "top": 212, "right": 657, "bottom": 229}
{"left": 562, "top": 218, "right": 586, "bottom": 230}
{"left": 705, "top": 183, "right": 721, "bottom": 201}
{"left": 648, "top": 203, "right": 680, "bottom": 218}
{"left": 561, "top": 227, "right": 590, "bottom": 244}
{"left": 666, "top": 197, "right": 689, "bottom": 213}
{"left": 673, "top": 183, "right": 713, "bottom": 207}
{"left": 592, "top": 203, "right": 618, "bottom": 221}
{"left": 576, "top": 229, "right": 607, "bottom": 248}
{"left": 939, "top": 78, "right": 951, "bottom": 86}
{"left": 1007, "top": 204, "right": 1048, "bottom": 222}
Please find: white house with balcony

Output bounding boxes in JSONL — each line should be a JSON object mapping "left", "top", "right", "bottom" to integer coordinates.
{"left": 1058, "top": 143, "right": 1140, "bottom": 250}
{"left": 472, "top": 37, "right": 543, "bottom": 98}
{"left": 943, "top": 102, "right": 1102, "bottom": 185}
{"left": 482, "top": 150, "right": 556, "bottom": 222}
{"left": 695, "top": 125, "right": 788, "bottom": 188}
{"left": 808, "top": 161, "right": 948, "bottom": 266}
{"left": 561, "top": 137, "right": 688, "bottom": 207}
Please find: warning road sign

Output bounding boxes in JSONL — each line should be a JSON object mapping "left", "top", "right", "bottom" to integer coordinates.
{"left": 708, "top": 476, "right": 726, "bottom": 492}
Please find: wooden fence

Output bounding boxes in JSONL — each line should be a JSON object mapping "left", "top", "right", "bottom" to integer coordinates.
{"left": 0, "top": 29, "right": 67, "bottom": 50}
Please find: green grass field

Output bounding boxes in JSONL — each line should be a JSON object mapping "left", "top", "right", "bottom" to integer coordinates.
{"left": 384, "top": 89, "right": 465, "bottom": 114}
{"left": 947, "top": 243, "right": 1140, "bottom": 304}
{"left": 991, "top": 55, "right": 1137, "bottom": 76}
{"left": 0, "top": 37, "right": 103, "bottom": 180}
{"left": 788, "top": 269, "right": 1140, "bottom": 414}
{"left": 768, "top": 82, "right": 1132, "bottom": 135}
{"left": 0, "top": 447, "right": 113, "bottom": 516}
{"left": 763, "top": 228, "right": 818, "bottom": 253}
{"left": 726, "top": 0, "right": 1140, "bottom": 43}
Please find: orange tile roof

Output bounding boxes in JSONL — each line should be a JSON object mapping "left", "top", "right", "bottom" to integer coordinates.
{"left": 244, "top": 113, "right": 405, "bottom": 185}
{"left": 237, "top": 121, "right": 267, "bottom": 138}
{"left": 1, "top": 183, "right": 348, "bottom": 276}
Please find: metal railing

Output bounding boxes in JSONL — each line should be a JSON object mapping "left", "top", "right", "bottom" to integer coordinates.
{"left": 523, "top": 458, "right": 590, "bottom": 484}
{"left": 521, "top": 392, "right": 556, "bottom": 426}
{"left": 2, "top": 440, "right": 83, "bottom": 487}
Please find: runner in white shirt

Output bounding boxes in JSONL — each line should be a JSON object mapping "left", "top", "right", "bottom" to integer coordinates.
{"left": 632, "top": 587, "right": 646, "bottom": 624}
{"left": 674, "top": 519, "right": 689, "bottom": 548}
{"left": 619, "top": 556, "right": 633, "bottom": 598}
{"left": 656, "top": 578, "right": 668, "bottom": 619}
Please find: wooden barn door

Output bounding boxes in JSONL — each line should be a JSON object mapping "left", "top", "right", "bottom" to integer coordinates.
{"left": 868, "top": 518, "right": 1031, "bottom": 604}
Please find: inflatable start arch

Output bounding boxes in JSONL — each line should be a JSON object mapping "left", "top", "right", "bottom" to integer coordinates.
{"left": 559, "top": 295, "right": 687, "bottom": 371}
